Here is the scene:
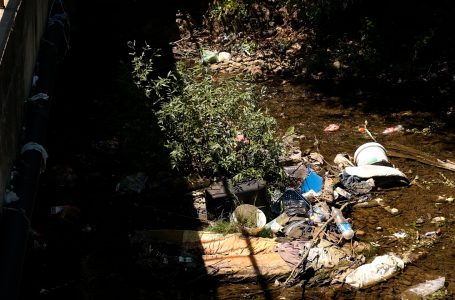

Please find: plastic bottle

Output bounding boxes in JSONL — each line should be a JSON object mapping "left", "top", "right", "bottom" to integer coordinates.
{"left": 331, "top": 207, "right": 354, "bottom": 239}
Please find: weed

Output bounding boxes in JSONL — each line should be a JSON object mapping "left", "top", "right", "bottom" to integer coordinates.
{"left": 439, "top": 173, "right": 455, "bottom": 188}
{"left": 205, "top": 219, "right": 240, "bottom": 235}
{"left": 426, "top": 288, "right": 452, "bottom": 300}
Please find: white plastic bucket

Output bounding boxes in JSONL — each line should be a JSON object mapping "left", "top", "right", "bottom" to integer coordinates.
{"left": 230, "top": 204, "right": 267, "bottom": 229}
{"left": 354, "top": 142, "right": 389, "bottom": 166}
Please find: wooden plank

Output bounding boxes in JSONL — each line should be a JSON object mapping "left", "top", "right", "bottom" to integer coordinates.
{"left": 387, "top": 143, "right": 455, "bottom": 172}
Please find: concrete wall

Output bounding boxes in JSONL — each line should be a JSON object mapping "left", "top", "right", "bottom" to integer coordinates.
{"left": 0, "top": 0, "right": 51, "bottom": 207}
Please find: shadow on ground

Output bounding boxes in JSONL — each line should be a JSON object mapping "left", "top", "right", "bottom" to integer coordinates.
{"left": 19, "top": 1, "right": 220, "bottom": 299}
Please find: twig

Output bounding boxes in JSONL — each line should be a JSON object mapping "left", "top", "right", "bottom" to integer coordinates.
{"left": 322, "top": 157, "right": 338, "bottom": 176}
{"left": 364, "top": 128, "right": 377, "bottom": 142}
{"left": 388, "top": 143, "right": 455, "bottom": 172}
{"left": 409, "top": 175, "right": 425, "bottom": 189}
{"left": 313, "top": 135, "right": 320, "bottom": 152}
{"left": 363, "top": 120, "right": 377, "bottom": 142}
{"left": 169, "top": 35, "right": 192, "bottom": 45}
{"left": 283, "top": 202, "right": 350, "bottom": 286}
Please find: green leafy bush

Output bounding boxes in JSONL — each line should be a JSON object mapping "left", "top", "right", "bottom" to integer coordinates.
{"left": 130, "top": 43, "right": 286, "bottom": 185}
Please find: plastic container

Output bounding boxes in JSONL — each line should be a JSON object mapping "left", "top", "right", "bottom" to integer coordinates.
{"left": 230, "top": 204, "right": 267, "bottom": 229}
{"left": 264, "top": 212, "right": 290, "bottom": 233}
{"left": 354, "top": 142, "right": 389, "bottom": 166}
{"left": 331, "top": 207, "right": 354, "bottom": 239}
{"left": 271, "top": 188, "right": 313, "bottom": 216}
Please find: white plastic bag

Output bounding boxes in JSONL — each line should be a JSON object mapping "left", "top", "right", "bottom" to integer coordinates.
{"left": 402, "top": 277, "right": 445, "bottom": 299}
{"left": 344, "top": 165, "right": 407, "bottom": 179}
{"left": 345, "top": 253, "right": 404, "bottom": 288}
{"left": 201, "top": 50, "right": 219, "bottom": 64}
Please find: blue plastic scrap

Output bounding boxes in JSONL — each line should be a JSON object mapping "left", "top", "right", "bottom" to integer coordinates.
{"left": 300, "top": 167, "right": 323, "bottom": 194}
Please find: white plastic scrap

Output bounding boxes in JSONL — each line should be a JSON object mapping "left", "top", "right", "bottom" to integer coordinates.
{"left": 28, "top": 93, "right": 49, "bottom": 102}
{"left": 344, "top": 165, "right": 407, "bottom": 179}
{"left": 393, "top": 231, "right": 408, "bottom": 239}
{"left": 32, "top": 75, "right": 39, "bottom": 88}
{"left": 383, "top": 206, "right": 399, "bottom": 215}
{"left": 269, "top": 221, "right": 283, "bottom": 233}
{"left": 302, "top": 189, "right": 321, "bottom": 200}
{"left": 21, "top": 142, "right": 49, "bottom": 173}
{"left": 334, "top": 153, "right": 355, "bottom": 168}
{"left": 345, "top": 253, "right": 405, "bottom": 288}
{"left": 4, "top": 191, "right": 20, "bottom": 204}
{"left": 431, "top": 216, "right": 446, "bottom": 224}
{"left": 307, "top": 240, "right": 347, "bottom": 270}
{"left": 354, "top": 197, "right": 384, "bottom": 208}
{"left": 333, "top": 187, "right": 352, "bottom": 200}
{"left": 217, "top": 51, "right": 231, "bottom": 62}
{"left": 50, "top": 206, "right": 65, "bottom": 215}
{"left": 402, "top": 277, "right": 445, "bottom": 299}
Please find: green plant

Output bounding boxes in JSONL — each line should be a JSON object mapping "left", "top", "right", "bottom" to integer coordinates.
{"left": 128, "top": 41, "right": 178, "bottom": 102}
{"left": 209, "top": 0, "right": 248, "bottom": 24}
{"left": 438, "top": 173, "right": 455, "bottom": 188}
{"left": 205, "top": 219, "right": 273, "bottom": 237}
{"left": 158, "top": 65, "right": 285, "bottom": 184}
{"left": 239, "top": 41, "right": 257, "bottom": 55}
{"left": 426, "top": 289, "right": 452, "bottom": 300}
{"left": 129, "top": 43, "right": 286, "bottom": 186}
{"left": 207, "top": 0, "right": 264, "bottom": 34}
{"left": 276, "top": 0, "right": 354, "bottom": 26}
{"left": 205, "top": 219, "right": 241, "bottom": 235}
{"left": 232, "top": 204, "right": 259, "bottom": 228}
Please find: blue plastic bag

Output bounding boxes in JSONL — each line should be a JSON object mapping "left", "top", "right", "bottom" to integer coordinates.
{"left": 300, "top": 167, "right": 323, "bottom": 194}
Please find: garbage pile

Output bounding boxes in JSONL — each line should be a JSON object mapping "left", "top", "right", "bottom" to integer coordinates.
{"left": 128, "top": 141, "right": 447, "bottom": 296}
{"left": 231, "top": 141, "right": 412, "bottom": 287}
{"left": 199, "top": 140, "right": 447, "bottom": 290}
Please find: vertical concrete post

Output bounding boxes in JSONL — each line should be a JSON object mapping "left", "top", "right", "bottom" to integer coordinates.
{"left": 0, "top": 0, "right": 50, "bottom": 207}
{"left": 0, "top": 1, "right": 51, "bottom": 299}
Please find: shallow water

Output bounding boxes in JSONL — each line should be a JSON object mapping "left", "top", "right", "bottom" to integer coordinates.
{"left": 258, "top": 79, "right": 455, "bottom": 299}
